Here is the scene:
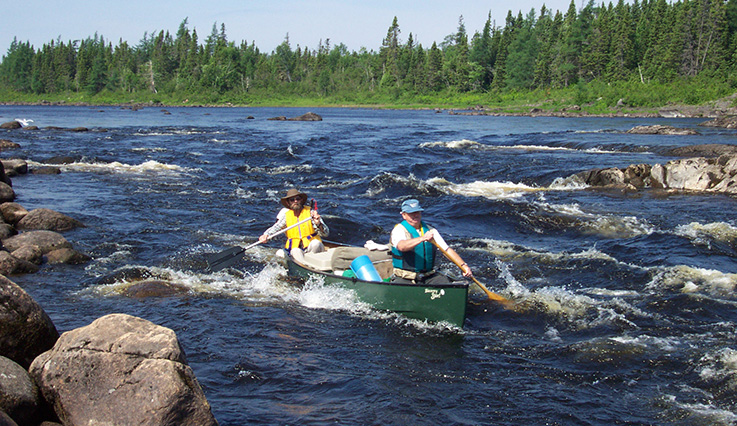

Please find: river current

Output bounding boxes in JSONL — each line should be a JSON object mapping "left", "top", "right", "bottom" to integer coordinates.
{"left": 1, "top": 105, "right": 735, "bottom": 425}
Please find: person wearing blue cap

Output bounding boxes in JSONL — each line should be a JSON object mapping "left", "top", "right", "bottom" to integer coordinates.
{"left": 390, "top": 199, "right": 473, "bottom": 284}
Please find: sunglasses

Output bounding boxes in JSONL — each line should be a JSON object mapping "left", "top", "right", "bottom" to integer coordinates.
{"left": 288, "top": 196, "right": 302, "bottom": 202}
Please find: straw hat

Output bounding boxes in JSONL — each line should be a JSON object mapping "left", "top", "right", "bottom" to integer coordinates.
{"left": 280, "top": 188, "right": 308, "bottom": 208}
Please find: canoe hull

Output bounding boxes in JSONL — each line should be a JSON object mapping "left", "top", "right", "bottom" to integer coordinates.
{"left": 285, "top": 255, "right": 468, "bottom": 327}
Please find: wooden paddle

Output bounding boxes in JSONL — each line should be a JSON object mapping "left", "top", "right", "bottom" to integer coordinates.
{"left": 431, "top": 240, "right": 514, "bottom": 307}
{"left": 206, "top": 216, "right": 312, "bottom": 272}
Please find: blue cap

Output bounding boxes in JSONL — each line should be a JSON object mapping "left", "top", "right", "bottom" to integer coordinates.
{"left": 401, "top": 199, "right": 424, "bottom": 213}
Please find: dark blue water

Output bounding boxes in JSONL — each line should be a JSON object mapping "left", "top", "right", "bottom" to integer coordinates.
{"left": 1, "top": 105, "right": 736, "bottom": 425}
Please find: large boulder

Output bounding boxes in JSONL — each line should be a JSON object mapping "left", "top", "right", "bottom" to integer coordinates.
{"left": 575, "top": 154, "right": 737, "bottom": 194}
{"left": 0, "top": 203, "right": 27, "bottom": 225}
{"left": 0, "top": 184, "right": 14, "bottom": 204}
{"left": 0, "top": 123, "right": 20, "bottom": 130}
{"left": 0, "top": 356, "right": 44, "bottom": 426}
{"left": 43, "top": 248, "right": 91, "bottom": 265}
{"left": 0, "top": 161, "right": 27, "bottom": 177}
{"left": 651, "top": 157, "right": 719, "bottom": 191}
{"left": 0, "top": 163, "right": 10, "bottom": 187}
{"left": 0, "top": 276, "right": 58, "bottom": 368}
{"left": 16, "top": 209, "right": 84, "bottom": 232}
{"left": 626, "top": 124, "right": 698, "bottom": 135}
{"left": 700, "top": 116, "right": 737, "bottom": 129}
{"left": 289, "top": 112, "right": 323, "bottom": 121}
{"left": 0, "top": 251, "right": 40, "bottom": 276}
{"left": 2, "top": 231, "right": 72, "bottom": 254}
{"left": 29, "top": 314, "right": 218, "bottom": 426}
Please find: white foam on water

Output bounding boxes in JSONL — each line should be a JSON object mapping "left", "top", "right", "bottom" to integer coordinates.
{"left": 658, "top": 394, "right": 737, "bottom": 426}
{"left": 646, "top": 265, "right": 737, "bottom": 297}
{"left": 419, "top": 139, "right": 635, "bottom": 155}
{"left": 675, "top": 221, "right": 737, "bottom": 244}
{"left": 292, "top": 274, "right": 368, "bottom": 312}
{"left": 239, "top": 164, "right": 313, "bottom": 175}
{"left": 419, "top": 139, "right": 483, "bottom": 149}
{"left": 428, "top": 177, "right": 543, "bottom": 200}
{"left": 609, "top": 334, "right": 680, "bottom": 352}
{"left": 33, "top": 159, "right": 196, "bottom": 176}
{"left": 698, "top": 348, "right": 737, "bottom": 382}
{"left": 534, "top": 201, "right": 655, "bottom": 238}
{"left": 131, "top": 147, "right": 169, "bottom": 153}
{"left": 493, "top": 257, "right": 645, "bottom": 330}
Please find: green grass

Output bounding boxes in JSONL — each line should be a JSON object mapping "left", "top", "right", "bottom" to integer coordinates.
{"left": 1, "top": 76, "right": 734, "bottom": 114}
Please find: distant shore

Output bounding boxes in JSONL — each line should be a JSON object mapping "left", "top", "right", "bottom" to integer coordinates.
{"left": 1, "top": 98, "right": 736, "bottom": 119}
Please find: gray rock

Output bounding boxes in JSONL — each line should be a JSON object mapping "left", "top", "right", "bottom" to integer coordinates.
{"left": 44, "top": 248, "right": 91, "bottom": 265}
{"left": 699, "top": 116, "right": 737, "bottom": 129}
{"left": 664, "top": 143, "right": 737, "bottom": 157}
{"left": 0, "top": 356, "right": 43, "bottom": 426}
{"left": 0, "top": 141, "right": 20, "bottom": 151}
{"left": 29, "top": 314, "right": 218, "bottom": 426}
{"left": 0, "top": 276, "right": 58, "bottom": 368}
{"left": 626, "top": 125, "right": 699, "bottom": 135}
{"left": 0, "top": 203, "right": 27, "bottom": 225}
{"left": 575, "top": 154, "right": 737, "bottom": 194}
{"left": 0, "top": 184, "right": 14, "bottom": 204}
{"left": 0, "top": 123, "right": 20, "bottom": 130}
{"left": 0, "top": 251, "right": 39, "bottom": 275}
{"left": 16, "top": 209, "right": 84, "bottom": 232}
{"left": 2, "top": 230, "right": 72, "bottom": 254}
{"left": 0, "top": 161, "right": 27, "bottom": 177}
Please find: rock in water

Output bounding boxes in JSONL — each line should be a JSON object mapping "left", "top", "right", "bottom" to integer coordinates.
{"left": 29, "top": 314, "right": 218, "bottom": 426}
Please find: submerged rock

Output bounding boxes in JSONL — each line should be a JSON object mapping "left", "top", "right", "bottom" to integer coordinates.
{"left": 122, "top": 280, "right": 190, "bottom": 298}
{"left": 626, "top": 125, "right": 699, "bottom": 135}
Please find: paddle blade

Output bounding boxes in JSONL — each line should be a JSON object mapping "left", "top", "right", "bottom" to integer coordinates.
{"left": 206, "top": 246, "right": 246, "bottom": 272}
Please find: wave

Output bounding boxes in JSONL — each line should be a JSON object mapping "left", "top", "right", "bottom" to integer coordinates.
{"left": 428, "top": 177, "right": 544, "bottom": 200}
{"left": 532, "top": 201, "right": 655, "bottom": 238}
{"left": 133, "top": 128, "right": 212, "bottom": 136}
{"left": 656, "top": 394, "right": 737, "bottom": 426}
{"left": 646, "top": 265, "right": 737, "bottom": 297}
{"left": 675, "top": 221, "right": 737, "bottom": 245}
{"left": 239, "top": 164, "right": 313, "bottom": 175}
{"left": 31, "top": 159, "right": 195, "bottom": 175}
{"left": 81, "top": 260, "right": 458, "bottom": 331}
{"left": 365, "top": 173, "right": 586, "bottom": 201}
{"left": 420, "top": 139, "right": 650, "bottom": 154}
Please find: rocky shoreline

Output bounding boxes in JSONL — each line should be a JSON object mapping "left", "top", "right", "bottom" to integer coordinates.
{"left": 0, "top": 126, "right": 218, "bottom": 425}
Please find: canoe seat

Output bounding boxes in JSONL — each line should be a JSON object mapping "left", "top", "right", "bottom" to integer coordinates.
{"left": 301, "top": 250, "right": 334, "bottom": 271}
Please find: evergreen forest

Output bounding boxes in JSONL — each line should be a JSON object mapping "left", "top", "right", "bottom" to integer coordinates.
{"left": 2, "top": 0, "right": 737, "bottom": 111}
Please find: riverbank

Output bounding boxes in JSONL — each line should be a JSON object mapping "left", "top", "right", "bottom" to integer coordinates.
{"left": 1, "top": 83, "right": 735, "bottom": 118}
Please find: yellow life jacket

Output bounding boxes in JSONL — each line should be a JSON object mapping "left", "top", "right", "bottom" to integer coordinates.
{"left": 285, "top": 207, "right": 321, "bottom": 250}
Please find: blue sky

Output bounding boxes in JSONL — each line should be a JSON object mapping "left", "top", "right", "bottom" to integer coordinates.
{"left": 2, "top": 0, "right": 581, "bottom": 54}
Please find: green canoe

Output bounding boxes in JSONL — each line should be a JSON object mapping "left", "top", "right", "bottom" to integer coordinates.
{"left": 278, "top": 243, "right": 469, "bottom": 327}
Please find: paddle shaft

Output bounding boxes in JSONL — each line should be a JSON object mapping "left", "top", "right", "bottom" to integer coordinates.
{"left": 430, "top": 240, "right": 512, "bottom": 305}
{"left": 256, "top": 215, "right": 314, "bottom": 247}
{"left": 207, "top": 216, "right": 314, "bottom": 271}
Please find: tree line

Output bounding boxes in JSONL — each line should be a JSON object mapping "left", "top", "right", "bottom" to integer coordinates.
{"left": 1, "top": 0, "right": 736, "bottom": 106}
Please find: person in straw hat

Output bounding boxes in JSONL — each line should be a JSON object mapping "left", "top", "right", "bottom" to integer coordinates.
{"left": 259, "top": 188, "right": 329, "bottom": 262}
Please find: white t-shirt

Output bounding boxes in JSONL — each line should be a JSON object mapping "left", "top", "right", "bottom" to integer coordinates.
{"left": 391, "top": 223, "right": 450, "bottom": 251}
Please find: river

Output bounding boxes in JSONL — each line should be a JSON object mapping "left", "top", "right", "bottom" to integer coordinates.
{"left": 1, "top": 105, "right": 735, "bottom": 425}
